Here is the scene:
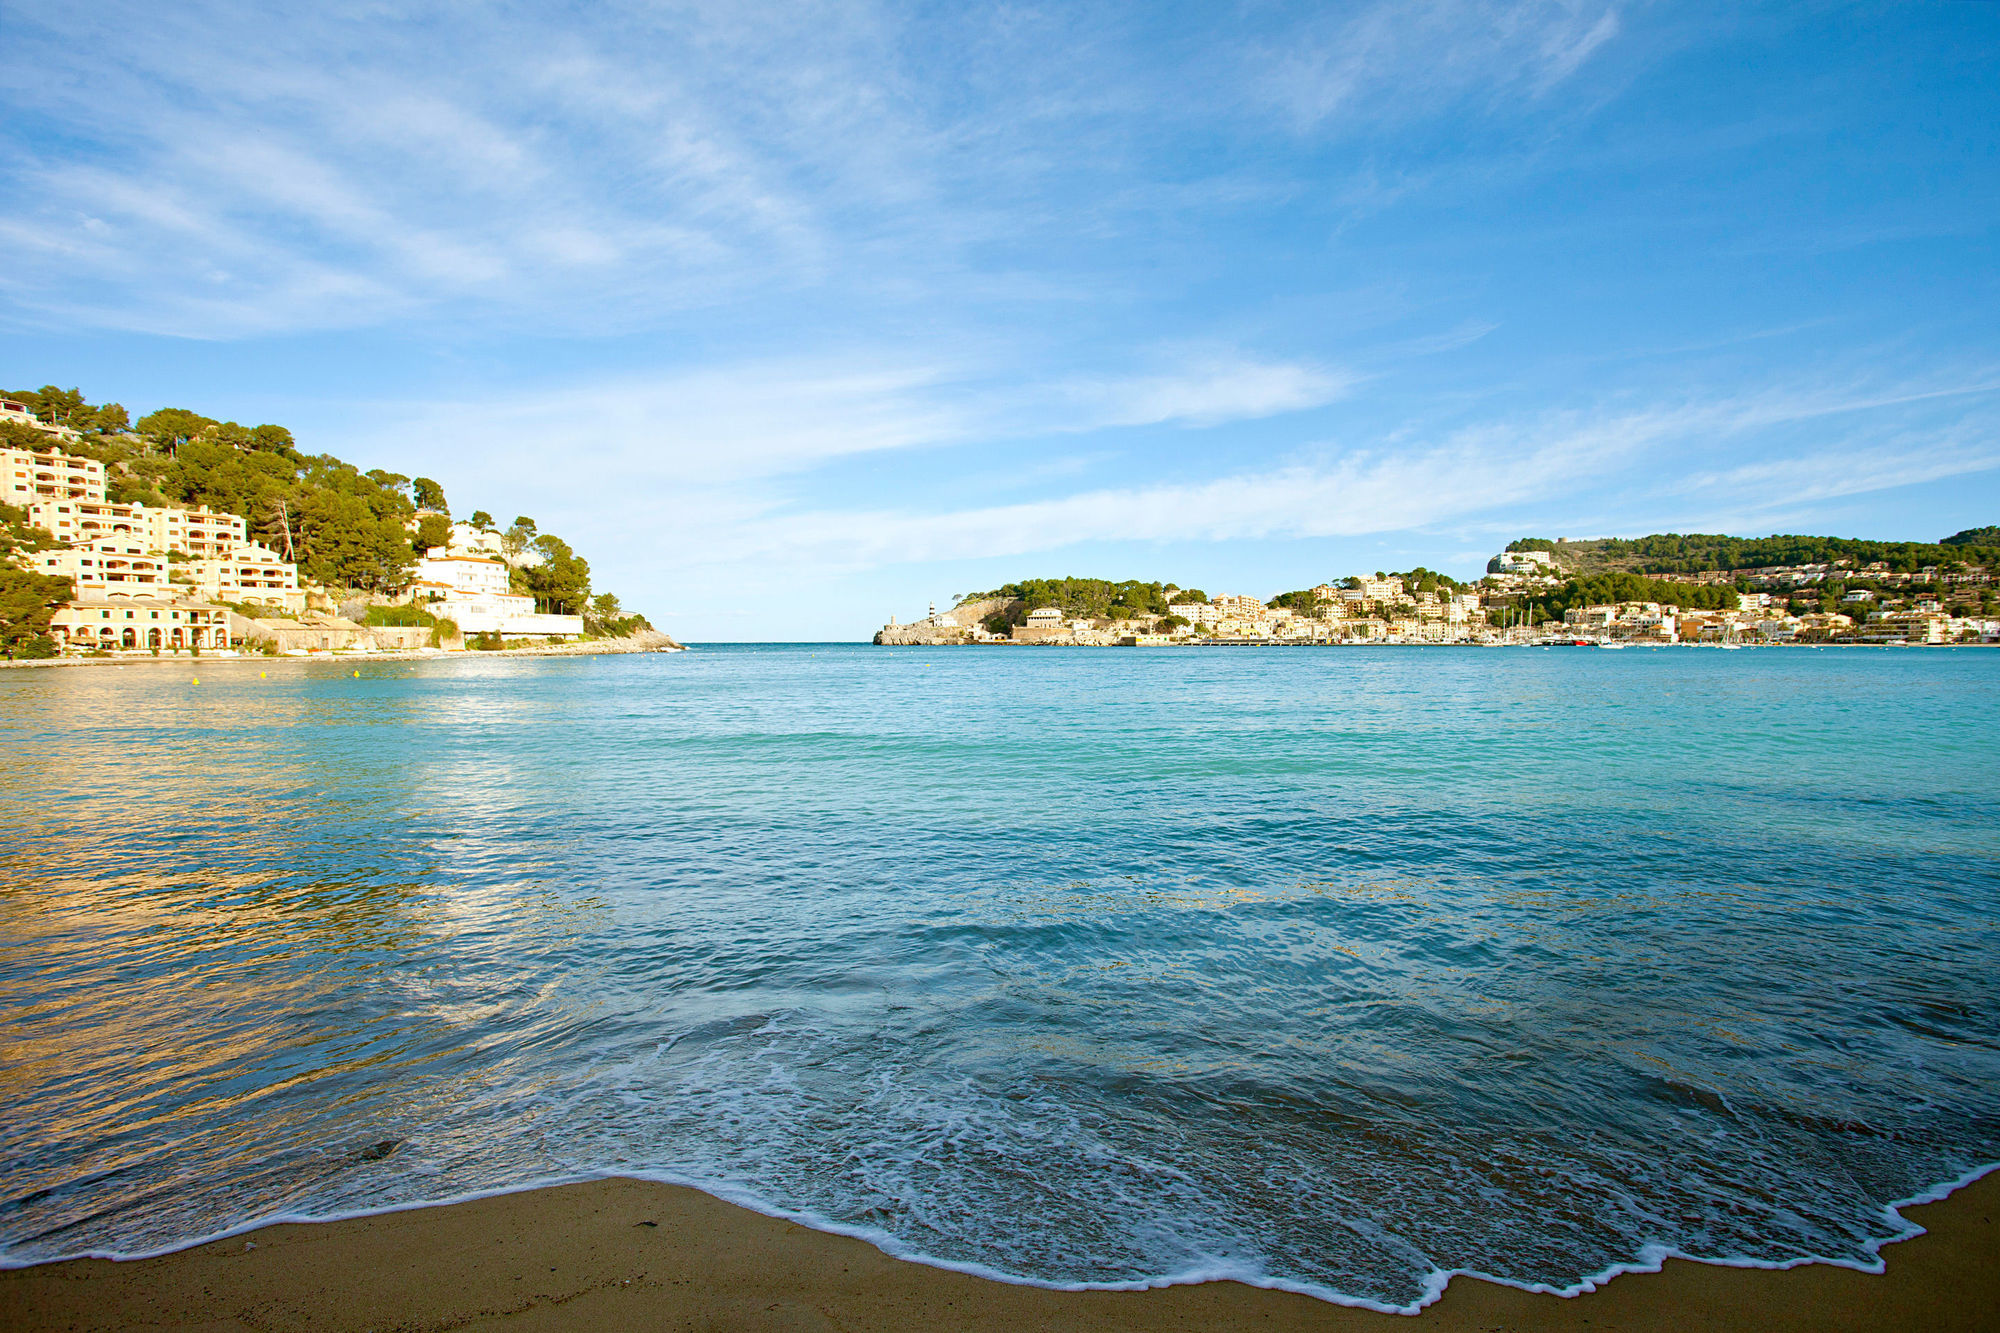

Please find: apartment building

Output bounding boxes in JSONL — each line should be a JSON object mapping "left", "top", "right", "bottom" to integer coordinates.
{"left": 3, "top": 444, "right": 106, "bottom": 504}
{"left": 48, "top": 601, "right": 232, "bottom": 651}
{"left": 413, "top": 554, "right": 513, "bottom": 596}
{"left": 0, "top": 400, "right": 71, "bottom": 436}
{"left": 1859, "top": 611, "right": 1948, "bottom": 644}
{"left": 30, "top": 536, "right": 171, "bottom": 597}
{"left": 183, "top": 541, "right": 305, "bottom": 612}
{"left": 1168, "top": 601, "right": 1223, "bottom": 626}
{"left": 27, "top": 499, "right": 247, "bottom": 557}
{"left": 410, "top": 557, "right": 583, "bottom": 639}
{"left": 430, "top": 523, "right": 505, "bottom": 559}
{"left": 1210, "top": 593, "right": 1265, "bottom": 617}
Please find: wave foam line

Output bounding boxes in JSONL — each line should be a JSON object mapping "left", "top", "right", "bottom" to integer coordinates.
{"left": 3, "top": 1159, "right": 1996, "bottom": 1317}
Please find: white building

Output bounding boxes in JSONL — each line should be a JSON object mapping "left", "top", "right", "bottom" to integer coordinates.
{"left": 183, "top": 541, "right": 305, "bottom": 613}
{"left": 410, "top": 556, "right": 582, "bottom": 639}
{"left": 49, "top": 600, "right": 232, "bottom": 651}
{"left": 414, "top": 555, "right": 513, "bottom": 596}
{"left": 1211, "top": 593, "right": 1265, "bottom": 617}
{"left": 28, "top": 499, "right": 246, "bottom": 557}
{"left": 431, "top": 523, "right": 505, "bottom": 559}
{"left": 1489, "top": 550, "right": 1555, "bottom": 575}
{"left": 30, "top": 535, "right": 171, "bottom": 598}
{"left": 3, "top": 444, "right": 105, "bottom": 504}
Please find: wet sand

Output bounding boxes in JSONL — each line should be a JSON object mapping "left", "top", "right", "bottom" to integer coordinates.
{"left": 0, "top": 633, "right": 684, "bottom": 669}
{"left": 5, "top": 1169, "right": 1994, "bottom": 1331}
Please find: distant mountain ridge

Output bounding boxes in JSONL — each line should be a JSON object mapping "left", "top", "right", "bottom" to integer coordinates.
{"left": 1505, "top": 531, "right": 1998, "bottom": 577}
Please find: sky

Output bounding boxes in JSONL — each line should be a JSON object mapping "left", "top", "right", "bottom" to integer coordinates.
{"left": 3, "top": 1, "right": 1997, "bottom": 640}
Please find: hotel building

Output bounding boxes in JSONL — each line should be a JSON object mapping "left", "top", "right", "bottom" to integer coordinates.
{"left": 4, "top": 444, "right": 107, "bottom": 504}
{"left": 183, "top": 541, "right": 306, "bottom": 613}
{"left": 29, "top": 536, "right": 172, "bottom": 597}
{"left": 27, "top": 499, "right": 247, "bottom": 557}
{"left": 48, "top": 601, "right": 233, "bottom": 652}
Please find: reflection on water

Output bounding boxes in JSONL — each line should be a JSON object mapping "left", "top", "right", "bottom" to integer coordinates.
{"left": 1, "top": 649, "right": 1997, "bottom": 1309}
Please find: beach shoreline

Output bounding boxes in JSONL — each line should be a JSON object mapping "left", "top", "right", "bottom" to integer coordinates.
{"left": 0, "top": 635, "right": 685, "bottom": 669}
{"left": 6, "top": 1168, "right": 1994, "bottom": 1331}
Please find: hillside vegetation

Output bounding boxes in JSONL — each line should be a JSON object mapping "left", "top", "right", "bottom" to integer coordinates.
{"left": 963, "top": 577, "right": 1204, "bottom": 630}
{"left": 1507, "top": 531, "right": 1999, "bottom": 576}
{"left": 3, "top": 384, "right": 647, "bottom": 636}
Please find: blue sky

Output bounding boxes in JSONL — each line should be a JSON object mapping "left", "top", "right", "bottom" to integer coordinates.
{"left": 3, "top": 1, "right": 1996, "bottom": 639}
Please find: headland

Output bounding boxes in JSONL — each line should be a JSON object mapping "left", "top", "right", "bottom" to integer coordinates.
{"left": 877, "top": 536, "right": 2000, "bottom": 648}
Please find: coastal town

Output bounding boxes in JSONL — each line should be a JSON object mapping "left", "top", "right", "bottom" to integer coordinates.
{"left": 1, "top": 394, "right": 669, "bottom": 660}
{"left": 878, "top": 542, "right": 2000, "bottom": 648}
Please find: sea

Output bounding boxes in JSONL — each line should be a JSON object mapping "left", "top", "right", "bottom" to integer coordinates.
{"left": 2, "top": 644, "right": 1996, "bottom": 1312}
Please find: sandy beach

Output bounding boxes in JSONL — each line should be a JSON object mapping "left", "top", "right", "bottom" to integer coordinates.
{"left": 0, "top": 632, "right": 684, "bottom": 669}
{"left": 5, "top": 1170, "right": 1993, "bottom": 1331}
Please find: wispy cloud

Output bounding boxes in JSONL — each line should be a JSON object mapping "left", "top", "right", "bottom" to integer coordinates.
{"left": 640, "top": 373, "right": 2000, "bottom": 576}
{"left": 342, "top": 347, "right": 1357, "bottom": 491}
{"left": 1264, "top": 0, "right": 1623, "bottom": 131}
{"left": 0, "top": 0, "right": 1635, "bottom": 339}
{"left": 1058, "top": 354, "right": 1356, "bottom": 429}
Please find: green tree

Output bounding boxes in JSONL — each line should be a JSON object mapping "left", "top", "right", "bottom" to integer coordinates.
{"left": 517, "top": 533, "right": 590, "bottom": 614}
{"left": 249, "top": 424, "right": 296, "bottom": 454}
{"left": 503, "top": 516, "right": 538, "bottom": 558}
{"left": 412, "top": 513, "right": 452, "bottom": 553}
{"left": 136, "top": 407, "right": 216, "bottom": 456}
{"left": 28, "top": 386, "right": 85, "bottom": 426}
{"left": 965, "top": 576, "right": 1178, "bottom": 623}
{"left": 81, "top": 403, "right": 130, "bottom": 434}
{"left": 412, "top": 477, "right": 448, "bottom": 512}
{"left": 469, "top": 510, "right": 495, "bottom": 531}
{"left": 0, "top": 566, "right": 74, "bottom": 656}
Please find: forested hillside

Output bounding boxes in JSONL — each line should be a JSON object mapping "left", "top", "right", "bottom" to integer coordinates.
{"left": 965, "top": 577, "right": 1202, "bottom": 627}
{"left": 3, "top": 384, "right": 644, "bottom": 633}
{"left": 1507, "top": 531, "right": 1999, "bottom": 576}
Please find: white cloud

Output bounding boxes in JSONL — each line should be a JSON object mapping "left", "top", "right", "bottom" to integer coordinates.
{"left": 343, "top": 348, "right": 1355, "bottom": 494}
{"left": 1060, "top": 355, "right": 1356, "bottom": 429}
{"left": 1265, "top": 0, "right": 1623, "bottom": 131}
{"left": 0, "top": 0, "right": 1636, "bottom": 338}
{"left": 638, "top": 375, "right": 2000, "bottom": 577}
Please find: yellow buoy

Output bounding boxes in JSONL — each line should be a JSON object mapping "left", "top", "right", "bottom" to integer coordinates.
{"left": 260, "top": 672, "right": 267, "bottom": 678}
{"left": 192, "top": 678, "right": 199, "bottom": 685}
{"left": 352, "top": 670, "right": 360, "bottom": 677}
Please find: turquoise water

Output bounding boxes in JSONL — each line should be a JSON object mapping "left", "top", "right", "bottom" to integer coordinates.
{"left": 2, "top": 645, "right": 1997, "bottom": 1310}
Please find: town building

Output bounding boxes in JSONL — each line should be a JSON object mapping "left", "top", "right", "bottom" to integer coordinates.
{"left": 29, "top": 535, "right": 172, "bottom": 597}
{"left": 27, "top": 499, "right": 247, "bottom": 557}
{"left": 1488, "top": 550, "right": 1554, "bottom": 575}
{"left": 182, "top": 541, "right": 306, "bottom": 613}
{"left": 406, "top": 555, "right": 582, "bottom": 639}
{"left": 413, "top": 554, "right": 513, "bottom": 596}
{"left": 1210, "top": 593, "right": 1265, "bottom": 617}
{"left": 48, "top": 601, "right": 232, "bottom": 652}
{"left": 1859, "top": 611, "right": 1948, "bottom": 644}
{"left": 433, "top": 523, "right": 506, "bottom": 559}
{"left": 3, "top": 444, "right": 106, "bottom": 504}
{"left": 0, "top": 400, "right": 72, "bottom": 437}
{"left": 1169, "top": 601, "right": 1223, "bottom": 626}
